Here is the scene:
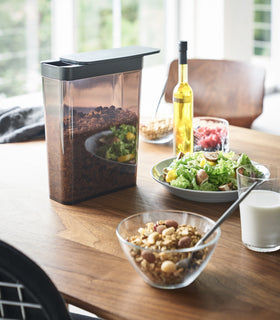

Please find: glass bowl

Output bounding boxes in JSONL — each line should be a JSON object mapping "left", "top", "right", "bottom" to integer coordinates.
{"left": 139, "top": 116, "right": 173, "bottom": 144}
{"left": 116, "top": 210, "right": 220, "bottom": 289}
{"left": 193, "top": 117, "right": 229, "bottom": 152}
{"left": 139, "top": 101, "right": 173, "bottom": 144}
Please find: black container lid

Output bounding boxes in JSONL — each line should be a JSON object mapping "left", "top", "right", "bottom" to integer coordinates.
{"left": 41, "top": 46, "right": 160, "bottom": 81}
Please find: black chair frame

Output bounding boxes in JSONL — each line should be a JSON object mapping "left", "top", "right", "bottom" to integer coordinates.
{"left": 0, "top": 240, "right": 101, "bottom": 320}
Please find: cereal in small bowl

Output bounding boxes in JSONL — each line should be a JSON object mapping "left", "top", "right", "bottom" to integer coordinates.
{"left": 139, "top": 117, "right": 173, "bottom": 144}
{"left": 116, "top": 210, "right": 220, "bottom": 289}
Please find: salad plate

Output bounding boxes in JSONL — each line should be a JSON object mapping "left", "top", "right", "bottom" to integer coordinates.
{"left": 85, "top": 129, "right": 136, "bottom": 172}
{"left": 151, "top": 153, "right": 269, "bottom": 203}
{"left": 151, "top": 157, "right": 238, "bottom": 203}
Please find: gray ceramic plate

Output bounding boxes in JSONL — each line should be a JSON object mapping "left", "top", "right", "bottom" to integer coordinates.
{"left": 151, "top": 157, "right": 238, "bottom": 203}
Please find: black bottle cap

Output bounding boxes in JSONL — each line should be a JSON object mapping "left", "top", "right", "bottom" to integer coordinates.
{"left": 179, "top": 41, "right": 188, "bottom": 52}
{"left": 179, "top": 41, "right": 188, "bottom": 64}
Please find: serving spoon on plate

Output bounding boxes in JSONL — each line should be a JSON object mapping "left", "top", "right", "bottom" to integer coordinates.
{"left": 177, "top": 180, "right": 259, "bottom": 269}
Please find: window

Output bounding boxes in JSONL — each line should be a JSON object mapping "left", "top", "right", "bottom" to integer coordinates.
{"left": 252, "top": 0, "right": 280, "bottom": 89}
{"left": 0, "top": 0, "right": 51, "bottom": 98}
{"left": 0, "top": 0, "right": 166, "bottom": 101}
{"left": 75, "top": 0, "right": 165, "bottom": 66}
{"left": 253, "top": 0, "right": 271, "bottom": 57}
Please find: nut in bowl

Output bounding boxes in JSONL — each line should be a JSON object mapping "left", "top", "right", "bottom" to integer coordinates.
{"left": 116, "top": 210, "right": 220, "bottom": 289}
{"left": 139, "top": 117, "right": 173, "bottom": 144}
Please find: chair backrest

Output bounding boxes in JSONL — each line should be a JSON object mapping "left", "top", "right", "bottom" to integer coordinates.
{"left": 165, "top": 59, "right": 266, "bottom": 128}
{"left": 0, "top": 240, "right": 71, "bottom": 320}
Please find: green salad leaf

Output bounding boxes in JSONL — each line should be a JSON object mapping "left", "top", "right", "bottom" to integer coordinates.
{"left": 96, "top": 124, "right": 137, "bottom": 163}
{"left": 163, "top": 151, "right": 262, "bottom": 191}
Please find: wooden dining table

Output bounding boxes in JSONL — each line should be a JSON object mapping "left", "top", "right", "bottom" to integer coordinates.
{"left": 0, "top": 125, "right": 279, "bottom": 320}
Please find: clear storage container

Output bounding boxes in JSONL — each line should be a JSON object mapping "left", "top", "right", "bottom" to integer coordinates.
{"left": 41, "top": 46, "right": 159, "bottom": 204}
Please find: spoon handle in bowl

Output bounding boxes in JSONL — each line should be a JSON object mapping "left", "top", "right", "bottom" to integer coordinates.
{"left": 198, "top": 180, "right": 259, "bottom": 245}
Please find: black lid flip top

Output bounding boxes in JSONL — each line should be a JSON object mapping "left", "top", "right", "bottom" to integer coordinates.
{"left": 41, "top": 46, "right": 160, "bottom": 81}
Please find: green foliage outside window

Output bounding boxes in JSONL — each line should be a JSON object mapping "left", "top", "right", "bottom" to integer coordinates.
{"left": 121, "top": 0, "right": 139, "bottom": 46}
{"left": 0, "top": 0, "right": 51, "bottom": 98}
{"left": 254, "top": 10, "right": 271, "bottom": 23}
{"left": 253, "top": 0, "right": 271, "bottom": 57}
{"left": 0, "top": 1, "right": 27, "bottom": 97}
{"left": 77, "top": 0, "right": 113, "bottom": 52}
{"left": 0, "top": 0, "right": 163, "bottom": 98}
{"left": 254, "top": 0, "right": 270, "bottom": 4}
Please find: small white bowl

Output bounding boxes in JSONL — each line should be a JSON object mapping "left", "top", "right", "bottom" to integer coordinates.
{"left": 139, "top": 116, "right": 173, "bottom": 144}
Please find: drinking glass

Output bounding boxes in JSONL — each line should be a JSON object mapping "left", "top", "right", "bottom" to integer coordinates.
{"left": 237, "top": 164, "right": 280, "bottom": 252}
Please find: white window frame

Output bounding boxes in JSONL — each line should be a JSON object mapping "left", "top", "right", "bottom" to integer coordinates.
{"left": 51, "top": 0, "right": 75, "bottom": 58}
{"left": 270, "top": 0, "right": 280, "bottom": 89}
{"left": 26, "top": 0, "right": 39, "bottom": 93}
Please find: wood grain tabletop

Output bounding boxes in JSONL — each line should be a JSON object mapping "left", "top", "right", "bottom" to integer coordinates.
{"left": 0, "top": 126, "right": 279, "bottom": 320}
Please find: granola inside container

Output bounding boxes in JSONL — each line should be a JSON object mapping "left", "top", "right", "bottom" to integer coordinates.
{"left": 41, "top": 46, "right": 159, "bottom": 204}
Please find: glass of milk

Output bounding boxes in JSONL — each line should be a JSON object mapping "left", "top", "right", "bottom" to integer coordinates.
{"left": 237, "top": 164, "right": 280, "bottom": 252}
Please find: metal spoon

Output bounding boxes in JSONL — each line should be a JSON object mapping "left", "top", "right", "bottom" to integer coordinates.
{"left": 154, "top": 78, "right": 168, "bottom": 118}
{"left": 177, "top": 180, "right": 259, "bottom": 269}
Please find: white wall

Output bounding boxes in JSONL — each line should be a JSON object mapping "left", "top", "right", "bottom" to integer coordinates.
{"left": 51, "top": 0, "right": 75, "bottom": 58}
{"left": 177, "top": 0, "right": 254, "bottom": 61}
{"left": 193, "top": 0, "right": 225, "bottom": 59}
{"left": 223, "top": 0, "right": 254, "bottom": 61}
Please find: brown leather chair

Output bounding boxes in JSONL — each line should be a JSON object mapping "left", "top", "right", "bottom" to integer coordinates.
{"left": 164, "top": 59, "right": 266, "bottom": 128}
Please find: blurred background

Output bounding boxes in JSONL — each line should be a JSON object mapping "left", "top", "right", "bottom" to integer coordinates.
{"left": 0, "top": 0, "right": 279, "bottom": 134}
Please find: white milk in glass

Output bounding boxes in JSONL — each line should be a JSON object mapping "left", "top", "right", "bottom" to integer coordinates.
{"left": 240, "top": 190, "right": 280, "bottom": 249}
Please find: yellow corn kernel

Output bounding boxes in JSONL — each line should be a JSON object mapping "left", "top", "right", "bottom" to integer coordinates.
{"left": 126, "top": 132, "right": 135, "bottom": 140}
{"left": 207, "top": 160, "right": 217, "bottom": 166}
{"left": 118, "top": 153, "right": 135, "bottom": 163}
{"left": 200, "top": 158, "right": 206, "bottom": 167}
{"left": 165, "top": 169, "right": 177, "bottom": 182}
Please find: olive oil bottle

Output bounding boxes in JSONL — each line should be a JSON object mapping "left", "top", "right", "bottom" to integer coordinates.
{"left": 173, "top": 41, "right": 193, "bottom": 155}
